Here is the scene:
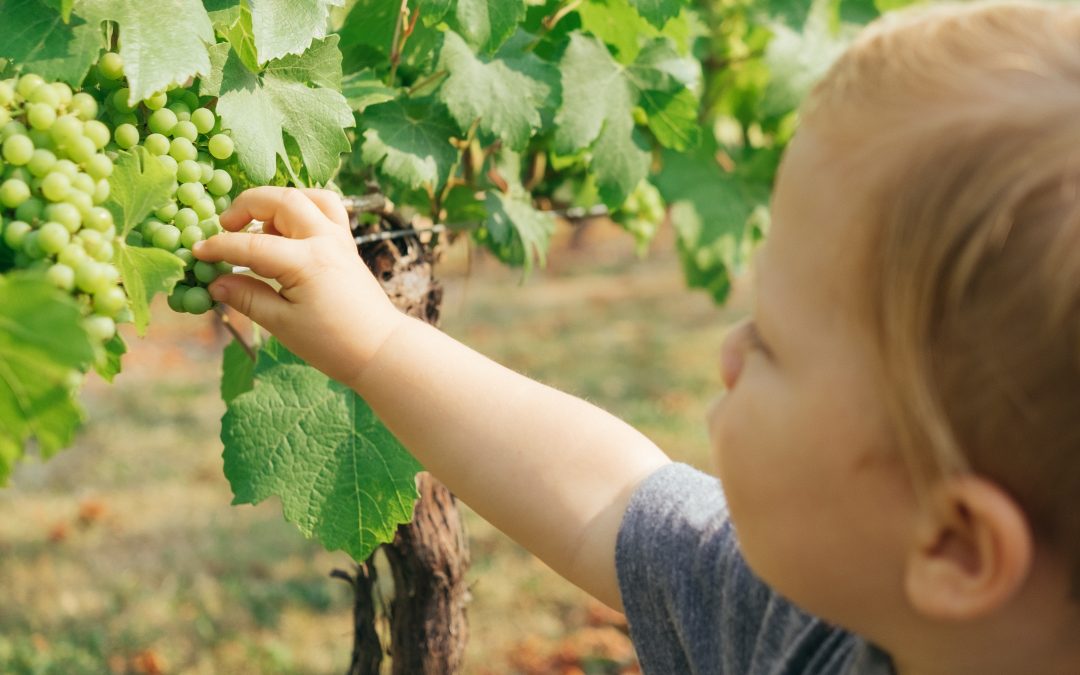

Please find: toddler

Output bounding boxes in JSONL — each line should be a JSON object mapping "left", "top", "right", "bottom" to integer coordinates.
{"left": 194, "top": 2, "right": 1080, "bottom": 672}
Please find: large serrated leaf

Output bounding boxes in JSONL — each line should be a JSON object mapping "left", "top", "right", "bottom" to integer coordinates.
{"left": 222, "top": 339, "right": 423, "bottom": 561}
{"left": 202, "top": 37, "right": 353, "bottom": 185}
{"left": 106, "top": 146, "right": 175, "bottom": 236}
{"left": 0, "top": 0, "right": 103, "bottom": 85}
{"left": 435, "top": 30, "right": 560, "bottom": 152}
{"left": 655, "top": 144, "right": 770, "bottom": 304}
{"left": 77, "top": 0, "right": 216, "bottom": 103}
{"left": 358, "top": 97, "right": 458, "bottom": 191}
{"left": 249, "top": 0, "right": 343, "bottom": 64}
{"left": 478, "top": 187, "right": 555, "bottom": 274}
{"left": 449, "top": 0, "right": 526, "bottom": 54}
{"left": 627, "top": 0, "right": 687, "bottom": 28}
{"left": 114, "top": 245, "right": 186, "bottom": 336}
{"left": 0, "top": 275, "right": 94, "bottom": 483}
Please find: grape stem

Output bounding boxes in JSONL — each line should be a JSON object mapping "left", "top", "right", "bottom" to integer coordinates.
{"left": 215, "top": 305, "right": 256, "bottom": 362}
{"left": 388, "top": 0, "right": 418, "bottom": 87}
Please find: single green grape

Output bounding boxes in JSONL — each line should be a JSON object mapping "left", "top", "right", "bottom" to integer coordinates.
{"left": 3, "top": 134, "right": 34, "bottom": 165}
{"left": 174, "top": 208, "right": 200, "bottom": 230}
{"left": 158, "top": 155, "right": 178, "bottom": 173}
{"left": 148, "top": 108, "right": 178, "bottom": 136}
{"left": 193, "top": 197, "right": 216, "bottom": 220}
{"left": 0, "top": 179, "right": 31, "bottom": 208}
{"left": 214, "top": 195, "right": 231, "bottom": 214}
{"left": 16, "top": 74, "right": 45, "bottom": 98}
{"left": 144, "top": 133, "right": 171, "bottom": 156}
{"left": 45, "top": 202, "right": 81, "bottom": 232}
{"left": 190, "top": 108, "right": 215, "bottom": 135}
{"left": 15, "top": 198, "right": 43, "bottom": 222}
{"left": 207, "top": 169, "right": 233, "bottom": 196}
{"left": 68, "top": 190, "right": 93, "bottom": 218}
{"left": 84, "top": 206, "right": 113, "bottom": 232}
{"left": 140, "top": 219, "right": 165, "bottom": 240}
{"left": 69, "top": 92, "right": 99, "bottom": 121}
{"left": 111, "top": 88, "right": 136, "bottom": 113}
{"left": 21, "top": 230, "right": 46, "bottom": 259}
{"left": 97, "top": 52, "right": 124, "bottom": 81}
{"left": 177, "top": 181, "right": 205, "bottom": 206}
{"left": 66, "top": 136, "right": 97, "bottom": 164}
{"left": 169, "top": 137, "right": 197, "bottom": 162}
{"left": 92, "top": 178, "right": 110, "bottom": 205}
{"left": 0, "top": 120, "right": 27, "bottom": 141}
{"left": 193, "top": 260, "right": 220, "bottom": 284}
{"left": 174, "top": 248, "right": 195, "bottom": 270}
{"left": 173, "top": 120, "right": 198, "bottom": 142}
{"left": 177, "top": 160, "right": 201, "bottom": 184}
{"left": 155, "top": 201, "right": 179, "bottom": 222}
{"left": 58, "top": 243, "right": 87, "bottom": 268}
{"left": 114, "top": 123, "right": 139, "bottom": 150}
{"left": 144, "top": 91, "right": 168, "bottom": 111}
{"left": 93, "top": 287, "right": 127, "bottom": 317}
{"left": 27, "top": 149, "right": 58, "bottom": 177}
{"left": 74, "top": 259, "right": 106, "bottom": 294}
{"left": 0, "top": 81, "right": 14, "bottom": 107}
{"left": 182, "top": 286, "right": 213, "bottom": 315}
{"left": 40, "top": 172, "right": 71, "bottom": 202}
{"left": 85, "top": 154, "right": 113, "bottom": 180}
{"left": 84, "top": 315, "right": 116, "bottom": 342}
{"left": 38, "top": 221, "right": 70, "bottom": 254}
{"left": 46, "top": 263, "right": 75, "bottom": 291}
{"left": 198, "top": 217, "right": 222, "bottom": 238}
{"left": 198, "top": 162, "right": 214, "bottom": 185}
{"left": 71, "top": 172, "right": 96, "bottom": 195}
{"left": 152, "top": 224, "right": 182, "bottom": 251}
{"left": 167, "top": 101, "right": 191, "bottom": 119}
{"left": 208, "top": 134, "right": 234, "bottom": 160}
{"left": 83, "top": 120, "right": 110, "bottom": 150}
{"left": 27, "top": 103, "right": 57, "bottom": 131}
{"left": 52, "top": 159, "right": 78, "bottom": 178}
{"left": 3, "top": 220, "right": 31, "bottom": 248}
{"left": 180, "top": 225, "right": 204, "bottom": 249}
{"left": 167, "top": 285, "right": 189, "bottom": 312}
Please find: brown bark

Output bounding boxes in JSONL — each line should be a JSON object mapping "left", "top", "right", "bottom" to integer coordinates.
{"left": 342, "top": 199, "right": 471, "bottom": 675}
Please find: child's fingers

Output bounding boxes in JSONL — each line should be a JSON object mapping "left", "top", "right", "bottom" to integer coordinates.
{"left": 300, "top": 188, "right": 350, "bottom": 228}
{"left": 208, "top": 275, "right": 288, "bottom": 330}
{"left": 193, "top": 232, "right": 303, "bottom": 281}
{"left": 219, "top": 187, "right": 332, "bottom": 238}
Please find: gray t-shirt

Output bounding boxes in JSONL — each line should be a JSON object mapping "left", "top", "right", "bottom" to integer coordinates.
{"left": 615, "top": 462, "right": 896, "bottom": 675}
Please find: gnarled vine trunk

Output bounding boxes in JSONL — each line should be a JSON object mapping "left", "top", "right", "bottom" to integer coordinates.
{"left": 336, "top": 197, "right": 471, "bottom": 675}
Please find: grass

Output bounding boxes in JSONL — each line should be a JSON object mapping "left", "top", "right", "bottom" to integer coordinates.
{"left": 0, "top": 219, "right": 744, "bottom": 674}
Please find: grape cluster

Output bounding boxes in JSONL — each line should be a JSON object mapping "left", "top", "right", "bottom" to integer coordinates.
{"left": 0, "top": 73, "right": 123, "bottom": 344}
{"left": 85, "top": 52, "right": 237, "bottom": 315}
{"left": 616, "top": 181, "right": 666, "bottom": 253}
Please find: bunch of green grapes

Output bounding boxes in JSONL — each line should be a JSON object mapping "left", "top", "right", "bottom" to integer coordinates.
{"left": 0, "top": 72, "right": 123, "bottom": 344}
{"left": 615, "top": 180, "right": 666, "bottom": 255}
{"left": 85, "top": 52, "right": 236, "bottom": 315}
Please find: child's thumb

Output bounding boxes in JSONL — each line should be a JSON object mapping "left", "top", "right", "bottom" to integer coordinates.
{"left": 208, "top": 275, "right": 286, "bottom": 330}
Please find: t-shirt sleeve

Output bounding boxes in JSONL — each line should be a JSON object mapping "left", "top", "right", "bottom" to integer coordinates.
{"left": 615, "top": 462, "right": 883, "bottom": 675}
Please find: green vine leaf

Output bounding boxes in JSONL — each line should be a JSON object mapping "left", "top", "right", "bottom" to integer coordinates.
{"left": 249, "top": 0, "right": 344, "bottom": 65}
{"left": 341, "top": 70, "right": 397, "bottom": 111}
{"left": 0, "top": 0, "right": 103, "bottom": 85}
{"left": 627, "top": 0, "right": 688, "bottom": 28}
{"left": 478, "top": 187, "right": 555, "bottom": 274}
{"left": 106, "top": 146, "right": 174, "bottom": 236}
{"left": 220, "top": 339, "right": 255, "bottom": 405}
{"left": 0, "top": 275, "right": 94, "bottom": 484}
{"left": 357, "top": 97, "right": 458, "bottom": 191}
{"left": 435, "top": 30, "right": 560, "bottom": 152}
{"left": 201, "top": 36, "right": 353, "bottom": 185}
{"left": 114, "top": 245, "right": 186, "bottom": 336}
{"left": 449, "top": 0, "right": 526, "bottom": 54}
{"left": 553, "top": 33, "right": 649, "bottom": 207}
{"left": 222, "top": 339, "right": 423, "bottom": 562}
{"left": 77, "top": 0, "right": 216, "bottom": 103}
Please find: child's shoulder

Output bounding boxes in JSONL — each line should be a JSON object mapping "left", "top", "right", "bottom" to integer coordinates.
{"left": 616, "top": 463, "right": 895, "bottom": 675}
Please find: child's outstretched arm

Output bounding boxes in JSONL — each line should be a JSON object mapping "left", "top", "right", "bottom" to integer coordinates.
{"left": 194, "top": 187, "right": 672, "bottom": 609}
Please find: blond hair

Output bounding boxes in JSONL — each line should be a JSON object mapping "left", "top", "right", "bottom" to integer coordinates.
{"left": 803, "top": 0, "right": 1080, "bottom": 590}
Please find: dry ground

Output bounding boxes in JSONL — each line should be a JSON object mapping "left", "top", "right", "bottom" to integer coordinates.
{"left": 0, "top": 218, "right": 745, "bottom": 674}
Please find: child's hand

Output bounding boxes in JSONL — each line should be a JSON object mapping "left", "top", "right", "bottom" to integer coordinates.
{"left": 193, "top": 187, "right": 403, "bottom": 385}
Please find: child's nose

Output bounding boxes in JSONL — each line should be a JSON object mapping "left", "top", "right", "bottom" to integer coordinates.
{"left": 719, "top": 320, "right": 751, "bottom": 390}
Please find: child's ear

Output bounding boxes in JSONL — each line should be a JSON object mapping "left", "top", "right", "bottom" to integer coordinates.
{"left": 903, "top": 475, "right": 1033, "bottom": 620}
